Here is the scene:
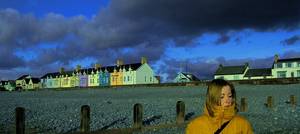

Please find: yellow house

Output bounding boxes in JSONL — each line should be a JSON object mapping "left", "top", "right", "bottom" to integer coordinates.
{"left": 23, "top": 78, "right": 41, "bottom": 90}
{"left": 15, "top": 75, "right": 31, "bottom": 90}
{"left": 60, "top": 74, "right": 72, "bottom": 88}
{"left": 110, "top": 60, "right": 124, "bottom": 86}
{"left": 110, "top": 67, "right": 123, "bottom": 86}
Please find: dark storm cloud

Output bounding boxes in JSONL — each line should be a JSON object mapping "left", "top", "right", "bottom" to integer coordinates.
{"left": 281, "top": 35, "right": 300, "bottom": 45}
{"left": 0, "top": 46, "right": 25, "bottom": 69}
{"left": 215, "top": 33, "right": 230, "bottom": 45}
{"left": 0, "top": 0, "right": 300, "bottom": 79}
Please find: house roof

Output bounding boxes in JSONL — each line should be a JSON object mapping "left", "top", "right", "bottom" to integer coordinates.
{"left": 16, "top": 75, "right": 29, "bottom": 80}
{"left": 25, "top": 78, "right": 40, "bottom": 84}
{"left": 276, "top": 57, "right": 300, "bottom": 63}
{"left": 244, "top": 68, "right": 272, "bottom": 77}
{"left": 180, "top": 72, "right": 200, "bottom": 81}
{"left": 40, "top": 63, "right": 143, "bottom": 79}
{"left": 215, "top": 64, "right": 248, "bottom": 75}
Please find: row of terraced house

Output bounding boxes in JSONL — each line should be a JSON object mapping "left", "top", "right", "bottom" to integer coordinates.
{"left": 1, "top": 57, "right": 159, "bottom": 91}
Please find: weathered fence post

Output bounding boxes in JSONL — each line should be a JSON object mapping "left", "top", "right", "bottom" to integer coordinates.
{"left": 80, "top": 105, "right": 90, "bottom": 132}
{"left": 16, "top": 107, "right": 25, "bottom": 134}
{"left": 176, "top": 101, "right": 185, "bottom": 124}
{"left": 240, "top": 98, "right": 247, "bottom": 112}
{"left": 267, "top": 96, "right": 273, "bottom": 108}
{"left": 290, "top": 95, "right": 296, "bottom": 108}
{"left": 133, "top": 103, "right": 143, "bottom": 129}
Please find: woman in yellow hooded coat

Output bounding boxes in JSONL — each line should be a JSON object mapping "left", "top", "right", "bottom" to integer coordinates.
{"left": 186, "top": 79, "right": 253, "bottom": 134}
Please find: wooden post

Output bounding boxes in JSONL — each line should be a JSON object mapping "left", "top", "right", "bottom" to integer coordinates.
{"left": 16, "top": 107, "right": 25, "bottom": 134}
{"left": 240, "top": 98, "right": 247, "bottom": 112}
{"left": 267, "top": 96, "right": 273, "bottom": 108}
{"left": 133, "top": 103, "right": 143, "bottom": 128}
{"left": 80, "top": 105, "right": 90, "bottom": 132}
{"left": 290, "top": 95, "right": 296, "bottom": 108}
{"left": 176, "top": 101, "right": 185, "bottom": 124}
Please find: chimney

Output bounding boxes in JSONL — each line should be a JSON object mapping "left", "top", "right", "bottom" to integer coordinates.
{"left": 245, "top": 62, "right": 249, "bottom": 67}
{"left": 59, "top": 67, "right": 65, "bottom": 74}
{"left": 219, "top": 64, "right": 223, "bottom": 68}
{"left": 95, "top": 63, "right": 101, "bottom": 70}
{"left": 116, "top": 59, "right": 124, "bottom": 66}
{"left": 274, "top": 54, "right": 279, "bottom": 63}
{"left": 76, "top": 65, "right": 81, "bottom": 72}
{"left": 141, "top": 57, "right": 147, "bottom": 64}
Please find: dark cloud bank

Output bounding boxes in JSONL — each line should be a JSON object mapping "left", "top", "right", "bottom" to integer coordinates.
{"left": 0, "top": 0, "right": 300, "bottom": 80}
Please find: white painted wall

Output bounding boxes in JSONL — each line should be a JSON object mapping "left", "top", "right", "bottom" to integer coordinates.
{"left": 136, "top": 63, "right": 158, "bottom": 84}
{"left": 272, "top": 61, "right": 300, "bottom": 78}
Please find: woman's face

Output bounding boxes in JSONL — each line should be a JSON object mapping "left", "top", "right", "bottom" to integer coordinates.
{"left": 220, "top": 85, "right": 233, "bottom": 107}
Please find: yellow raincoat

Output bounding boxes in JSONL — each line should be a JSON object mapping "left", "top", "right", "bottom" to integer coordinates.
{"left": 186, "top": 104, "right": 253, "bottom": 134}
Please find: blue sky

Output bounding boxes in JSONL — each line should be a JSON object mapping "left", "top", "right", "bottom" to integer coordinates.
{"left": 0, "top": 0, "right": 300, "bottom": 81}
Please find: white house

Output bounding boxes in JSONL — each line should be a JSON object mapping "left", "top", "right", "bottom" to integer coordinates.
{"left": 214, "top": 63, "right": 249, "bottom": 80}
{"left": 272, "top": 55, "right": 300, "bottom": 78}
{"left": 135, "top": 58, "right": 159, "bottom": 84}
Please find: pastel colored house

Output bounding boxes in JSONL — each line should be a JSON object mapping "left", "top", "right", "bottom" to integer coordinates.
{"left": 41, "top": 72, "right": 60, "bottom": 88}
{"left": 99, "top": 67, "right": 111, "bottom": 86}
{"left": 79, "top": 70, "right": 88, "bottom": 87}
{"left": 271, "top": 55, "right": 300, "bottom": 78}
{"left": 214, "top": 63, "right": 249, "bottom": 80}
{"left": 243, "top": 68, "right": 273, "bottom": 79}
{"left": 173, "top": 72, "right": 200, "bottom": 83}
{"left": 41, "top": 71, "right": 79, "bottom": 89}
{"left": 60, "top": 72, "right": 75, "bottom": 88}
{"left": 122, "top": 64, "right": 138, "bottom": 85}
{"left": 16, "top": 75, "right": 31, "bottom": 90}
{"left": 0, "top": 80, "right": 16, "bottom": 91}
{"left": 108, "top": 57, "right": 159, "bottom": 86}
{"left": 23, "top": 78, "right": 41, "bottom": 90}
{"left": 110, "top": 60, "right": 124, "bottom": 86}
{"left": 88, "top": 67, "right": 101, "bottom": 87}
{"left": 134, "top": 57, "right": 159, "bottom": 84}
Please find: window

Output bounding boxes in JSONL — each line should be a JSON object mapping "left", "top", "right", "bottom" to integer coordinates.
{"left": 287, "top": 62, "right": 292, "bottom": 68}
{"left": 128, "top": 76, "right": 130, "bottom": 81}
{"left": 277, "top": 71, "right": 286, "bottom": 78}
{"left": 64, "top": 79, "right": 68, "bottom": 85}
{"left": 145, "top": 76, "right": 147, "bottom": 82}
{"left": 150, "top": 77, "right": 152, "bottom": 82}
{"left": 124, "top": 76, "right": 126, "bottom": 82}
{"left": 297, "top": 70, "right": 300, "bottom": 77}
{"left": 298, "top": 62, "right": 300, "bottom": 67}
{"left": 276, "top": 63, "right": 282, "bottom": 68}
{"left": 90, "top": 79, "right": 94, "bottom": 84}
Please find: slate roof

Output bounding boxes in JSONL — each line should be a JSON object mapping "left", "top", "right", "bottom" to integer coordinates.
{"left": 16, "top": 75, "right": 29, "bottom": 80}
{"left": 181, "top": 72, "right": 200, "bottom": 81}
{"left": 25, "top": 78, "right": 40, "bottom": 84}
{"left": 215, "top": 64, "right": 248, "bottom": 75}
{"left": 244, "top": 68, "right": 272, "bottom": 77}
{"left": 276, "top": 58, "right": 300, "bottom": 63}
